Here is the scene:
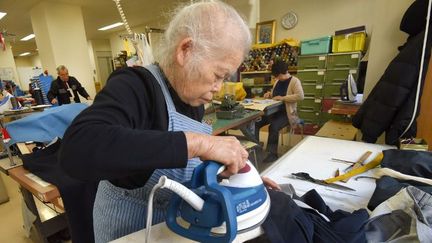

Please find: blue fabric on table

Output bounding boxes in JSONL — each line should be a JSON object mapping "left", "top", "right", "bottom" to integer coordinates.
{"left": 5, "top": 103, "right": 87, "bottom": 145}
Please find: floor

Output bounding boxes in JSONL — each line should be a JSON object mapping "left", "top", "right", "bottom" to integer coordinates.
{"left": 0, "top": 129, "right": 303, "bottom": 243}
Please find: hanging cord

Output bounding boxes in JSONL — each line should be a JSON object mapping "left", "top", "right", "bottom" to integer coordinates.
{"left": 112, "top": 0, "right": 145, "bottom": 66}
{"left": 400, "top": 0, "right": 432, "bottom": 138}
{"left": 145, "top": 176, "right": 205, "bottom": 243}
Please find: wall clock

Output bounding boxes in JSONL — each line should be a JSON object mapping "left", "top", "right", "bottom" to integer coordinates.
{"left": 281, "top": 11, "right": 298, "bottom": 30}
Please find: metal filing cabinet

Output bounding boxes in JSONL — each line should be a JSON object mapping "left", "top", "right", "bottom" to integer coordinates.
{"left": 326, "top": 52, "right": 361, "bottom": 69}
{"left": 297, "top": 54, "right": 327, "bottom": 70}
{"left": 296, "top": 51, "right": 362, "bottom": 126}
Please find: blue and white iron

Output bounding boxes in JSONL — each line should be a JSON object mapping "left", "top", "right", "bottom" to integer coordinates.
{"left": 164, "top": 160, "right": 270, "bottom": 243}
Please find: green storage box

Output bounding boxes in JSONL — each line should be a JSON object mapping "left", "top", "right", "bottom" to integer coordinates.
{"left": 298, "top": 96, "right": 322, "bottom": 112}
{"left": 297, "top": 55, "right": 327, "bottom": 70}
{"left": 326, "top": 52, "right": 361, "bottom": 69}
{"left": 324, "top": 69, "right": 358, "bottom": 84}
{"left": 297, "top": 70, "right": 326, "bottom": 85}
{"left": 302, "top": 84, "right": 323, "bottom": 96}
{"left": 298, "top": 109, "right": 321, "bottom": 124}
{"left": 301, "top": 36, "right": 332, "bottom": 55}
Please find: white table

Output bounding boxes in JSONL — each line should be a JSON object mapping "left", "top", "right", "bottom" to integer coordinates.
{"left": 262, "top": 136, "right": 395, "bottom": 212}
{"left": 112, "top": 136, "right": 394, "bottom": 242}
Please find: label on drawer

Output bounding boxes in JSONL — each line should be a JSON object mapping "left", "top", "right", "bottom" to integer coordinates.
{"left": 319, "top": 56, "right": 326, "bottom": 61}
{"left": 351, "top": 54, "right": 359, "bottom": 58}
{"left": 314, "top": 98, "right": 321, "bottom": 103}
{"left": 349, "top": 69, "right": 357, "bottom": 74}
{"left": 318, "top": 71, "right": 324, "bottom": 75}
{"left": 316, "top": 84, "right": 323, "bottom": 89}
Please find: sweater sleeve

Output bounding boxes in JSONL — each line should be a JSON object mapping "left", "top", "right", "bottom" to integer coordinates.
{"left": 281, "top": 77, "right": 304, "bottom": 103}
{"left": 59, "top": 68, "right": 188, "bottom": 181}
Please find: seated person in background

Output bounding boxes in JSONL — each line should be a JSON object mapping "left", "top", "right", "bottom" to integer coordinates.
{"left": 47, "top": 65, "right": 92, "bottom": 105}
{"left": 262, "top": 60, "right": 304, "bottom": 163}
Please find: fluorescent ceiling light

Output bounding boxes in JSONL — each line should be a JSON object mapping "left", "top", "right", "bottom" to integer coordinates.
{"left": 0, "top": 12, "right": 6, "bottom": 20}
{"left": 98, "top": 22, "right": 123, "bottom": 31}
{"left": 20, "top": 34, "right": 35, "bottom": 41}
{"left": 19, "top": 52, "right": 31, "bottom": 56}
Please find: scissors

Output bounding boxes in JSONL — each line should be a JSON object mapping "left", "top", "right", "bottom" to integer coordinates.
{"left": 286, "top": 172, "right": 356, "bottom": 192}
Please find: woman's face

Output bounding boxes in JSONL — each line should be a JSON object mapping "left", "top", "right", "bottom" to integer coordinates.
{"left": 175, "top": 51, "right": 244, "bottom": 106}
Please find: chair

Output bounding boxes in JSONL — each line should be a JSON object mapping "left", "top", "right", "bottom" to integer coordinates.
{"left": 280, "top": 119, "right": 304, "bottom": 147}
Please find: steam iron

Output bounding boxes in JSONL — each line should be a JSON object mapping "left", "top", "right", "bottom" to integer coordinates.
{"left": 165, "top": 160, "right": 270, "bottom": 243}
{"left": 340, "top": 73, "right": 358, "bottom": 102}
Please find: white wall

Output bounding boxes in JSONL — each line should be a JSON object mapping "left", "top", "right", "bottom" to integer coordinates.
{"left": 260, "top": 0, "right": 375, "bottom": 42}
{"left": 364, "top": 0, "right": 414, "bottom": 98}
{"left": 14, "top": 57, "right": 34, "bottom": 68}
{"left": 89, "top": 39, "right": 112, "bottom": 84}
{"left": 14, "top": 55, "right": 42, "bottom": 68}
{"left": 31, "top": 1, "right": 96, "bottom": 98}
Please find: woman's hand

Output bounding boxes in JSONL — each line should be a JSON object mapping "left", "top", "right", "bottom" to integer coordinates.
{"left": 272, "top": 95, "right": 283, "bottom": 101}
{"left": 263, "top": 91, "right": 272, "bottom": 99}
{"left": 185, "top": 132, "right": 248, "bottom": 177}
{"left": 261, "top": 176, "right": 281, "bottom": 190}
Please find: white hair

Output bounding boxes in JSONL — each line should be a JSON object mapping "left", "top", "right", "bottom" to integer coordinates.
{"left": 56, "top": 65, "right": 68, "bottom": 74}
{"left": 157, "top": 0, "right": 252, "bottom": 71}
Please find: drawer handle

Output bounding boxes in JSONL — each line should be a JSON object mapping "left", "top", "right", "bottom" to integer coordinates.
{"left": 334, "top": 64, "right": 350, "bottom": 67}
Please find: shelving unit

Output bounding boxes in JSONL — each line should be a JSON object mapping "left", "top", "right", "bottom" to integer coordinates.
{"left": 240, "top": 71, "right": 273, "bottom": 98}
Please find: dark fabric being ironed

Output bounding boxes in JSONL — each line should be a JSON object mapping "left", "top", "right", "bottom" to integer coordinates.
{"left": 381, "top": 149, "right": 432, "bottom": 177}
{"left": 261, "top": 189, "right": 368, "bottom": 243}
{"left": 21, "top": 139, "right": 98, "bottom": 243}
{"left": 368, "top": 149, "right": 432, "bottom": 210}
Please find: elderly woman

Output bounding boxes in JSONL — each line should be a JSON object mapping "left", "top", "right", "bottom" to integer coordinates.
{"left": 60, "top": 1, "right": 277, "bottom": 242}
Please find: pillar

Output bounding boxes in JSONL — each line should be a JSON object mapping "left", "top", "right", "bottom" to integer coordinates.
{"left": 30, "top": 1, "right": 96, "bottom": 98}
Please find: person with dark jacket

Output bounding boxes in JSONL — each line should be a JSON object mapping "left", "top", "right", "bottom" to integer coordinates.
{"left": 47, "top": 65, "right": 91, "bottom": 105}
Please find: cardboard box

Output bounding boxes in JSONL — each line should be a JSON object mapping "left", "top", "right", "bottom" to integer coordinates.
{"left": 400, "top": 138, "right": 428, "bottom": 151}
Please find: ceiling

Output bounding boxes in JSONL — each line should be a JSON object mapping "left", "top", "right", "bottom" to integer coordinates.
{"left": 0, "top": 0, "right": 190, "bottom": 57}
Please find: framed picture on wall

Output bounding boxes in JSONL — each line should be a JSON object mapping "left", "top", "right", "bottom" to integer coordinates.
{"left": 256, "top": 20, "right": 276, "bottom": 44}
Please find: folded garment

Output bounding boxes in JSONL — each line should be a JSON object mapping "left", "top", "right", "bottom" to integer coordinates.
{"left": 262, "top": 189, "right": 369, "bottom": 243}
{"left": 366, "top": 186, "right": 432, "bottom": 243}
{"left": 368, "top": 176, "right": 432, "bottom": 210}
{"left": 381, "top": 149, "right": 432, "bottom": 178}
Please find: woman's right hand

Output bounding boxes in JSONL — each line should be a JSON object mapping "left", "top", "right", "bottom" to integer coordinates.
{"left": 184, "top": 132, "right": 248, "bottom": 176}
{"left": 263, "top": 91, "right": 272, "bottom": 99}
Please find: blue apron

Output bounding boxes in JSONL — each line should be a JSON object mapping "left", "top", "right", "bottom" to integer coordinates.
{"left": 93, "top": 65, "right": 212, "bottom": 243}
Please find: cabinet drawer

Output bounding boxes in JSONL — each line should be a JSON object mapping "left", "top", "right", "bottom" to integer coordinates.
{"left": 324, "top": 69, "right": 358, "bottom": 84}
{"left": 298, "top": 96, "right": 322, "bottom": 112}
{"left": 326, "top": 52, "right": 361, "bottom": 69}
{"left": 302, "top": 83, "right": 323, "bottom": 96}
{"left": 322, "top": 84, "right": 341, "bottom": 98}
{"left": 297, "top": 70, "right": 325, "bottom": 85}
{"left": 298, "top": 110, "right": 321, "bottom": 124}
{"left": 297, "top": 55, "right": 327, "bottom": 70}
